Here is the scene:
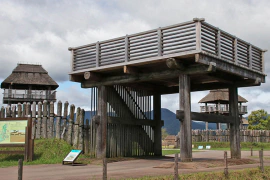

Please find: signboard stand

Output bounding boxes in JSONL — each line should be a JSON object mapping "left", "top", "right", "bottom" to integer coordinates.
{"left": 0, "top": 117, "right": 34, "bottom": 162}
{"left": 62, "top": 150, "right": 82, "bottom": 165}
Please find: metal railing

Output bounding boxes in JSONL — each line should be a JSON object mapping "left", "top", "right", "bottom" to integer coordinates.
{"left": 69, "top": 18, "right": 265, "bottom": 74}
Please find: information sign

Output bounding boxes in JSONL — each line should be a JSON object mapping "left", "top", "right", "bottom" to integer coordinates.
{"left": 0, "top": 120, "right": 28, "bottom": 144}
{"left": 63, "top": 150, "right": 82, "bottom": 165}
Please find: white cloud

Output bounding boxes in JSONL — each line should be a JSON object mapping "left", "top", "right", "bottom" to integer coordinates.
{"left": 0, "top": 0, "right": 269, "bottom": 114}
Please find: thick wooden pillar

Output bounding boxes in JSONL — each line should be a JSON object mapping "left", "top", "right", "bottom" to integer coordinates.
{"left": 154, "top": 93, "right": 162, "bottom": 156}
{"left": 96, "top": 86, "right": 107, "bottom": 158}
{"left": 229, "top": 86, "right": 241, "bottom": 159}
{"left": 179, "top": 74, "right": 192, "bottom": 162}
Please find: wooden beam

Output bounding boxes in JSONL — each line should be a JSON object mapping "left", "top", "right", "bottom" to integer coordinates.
{"left": 82, "top": 64, "right": 216, "bottom": 88}
{"left": 166, "top": 58, "right": 185, "bottom": 70}
{"left": 108, "top": 116, "right": 164, "bottom": 126}
{"left": 69, "top": 75, "right": 84, "bottom": 82}
{"left": 195, "top": 53, "right": 266, "bottom": 83}
{"left": 176, "top": 110, "right": 234, "bottom": 123}
{"left": 84, "top": 72, "right": 101, "bottom": 81}
{"left": 124, "top": 65, "right": 140, "bottom": 74}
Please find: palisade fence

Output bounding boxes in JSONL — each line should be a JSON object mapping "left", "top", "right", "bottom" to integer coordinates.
{"left": 192, "top": 130, "right": 270, "bottom": 143}
{"left": 0, "top": 85, "right": 156, "bottom": 158}
{"left": 0, "top": 101, "right": 98, "bottom": 157}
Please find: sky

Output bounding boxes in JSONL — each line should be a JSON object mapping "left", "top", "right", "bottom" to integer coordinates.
{"left": 0, "top": 0, "right": 270, "bottom": 116}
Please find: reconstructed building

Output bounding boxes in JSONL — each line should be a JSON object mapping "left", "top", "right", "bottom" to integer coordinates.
{"left": 1, "top": 63, "right": 58, "bottom": 104}
{"left": 68, "top": 18, "right": 266, "bottom": 161}
{"left": 199, "top": 89, "right": 248, "bottom": 129}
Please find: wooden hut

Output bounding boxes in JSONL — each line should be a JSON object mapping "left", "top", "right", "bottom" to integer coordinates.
{"left": 199, "top": 89, "right": 248, "bottom": 129}
{"left": 1, "top": 63, "right": 59, "bottom": 104}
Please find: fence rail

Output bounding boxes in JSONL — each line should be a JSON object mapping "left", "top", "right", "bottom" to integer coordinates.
{"left": 191, "top": 130, "right": 270, "bottom": 143}
{"left": 69, "top": 18, "right": 265, "bottom": 74}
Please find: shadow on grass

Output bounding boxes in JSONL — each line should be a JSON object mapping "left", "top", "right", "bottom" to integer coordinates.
{"left": 0, "top": 153, "right": 42, "bottom": 162}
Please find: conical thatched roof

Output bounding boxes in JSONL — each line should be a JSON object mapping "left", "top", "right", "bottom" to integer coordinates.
{"left": 199, "top": 89, "right": 247, "bottom": 104}
{"left": 1, "top": 64, "right": 58, "bottom": 90}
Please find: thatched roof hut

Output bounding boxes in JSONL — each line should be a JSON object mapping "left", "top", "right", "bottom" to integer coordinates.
{"left": 1, "top": 64, "right": 58, "bottom": 90}
{"left": 199, "top": 89, "right": 247, "bottom": 104}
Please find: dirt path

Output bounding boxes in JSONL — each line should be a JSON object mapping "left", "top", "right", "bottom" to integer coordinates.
{"left": 0, "top": 150, "right": 269, "bottom": 180}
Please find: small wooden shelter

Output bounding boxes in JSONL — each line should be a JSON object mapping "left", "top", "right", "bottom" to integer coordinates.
{"left": 1, "top": 63, "right": 58, "bottom": 104}
{"left": 199, "top": 89, "right": 248, "bottom": 129}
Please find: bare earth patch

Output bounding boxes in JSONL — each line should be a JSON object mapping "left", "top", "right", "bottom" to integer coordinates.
{"left": 154, "top": 159, "right": 257, "bottom": 169}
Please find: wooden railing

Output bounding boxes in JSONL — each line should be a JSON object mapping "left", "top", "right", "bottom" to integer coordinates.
{"left": 69, "top": 18, "right": 265, "bottom": 74}
{"left": 200, "top": 105, "right": 247, "bottom": 114}
{"left": 3, "top": 89, "right": 56, "bottom": 101}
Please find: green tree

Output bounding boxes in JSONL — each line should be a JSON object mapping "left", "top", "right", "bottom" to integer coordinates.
{"left": 248, "top": 109, "right": 270, "bottom": 130}
{"left": 162, "top": 128, "right": 169, "bottom": 140}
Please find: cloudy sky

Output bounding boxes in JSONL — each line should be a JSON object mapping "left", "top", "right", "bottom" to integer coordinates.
{"left": 0, "top": 0, "right": 270, "bottom": 116}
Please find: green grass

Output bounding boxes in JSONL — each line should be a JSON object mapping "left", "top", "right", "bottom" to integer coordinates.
{"left": 124, "top": 166, "right": 270, "bottom": 180}
{"left": 162, "top": 149, "right": 180, "bottom": 156}
{"left": 0, "top": 139, "right": 92, "bottom": 168}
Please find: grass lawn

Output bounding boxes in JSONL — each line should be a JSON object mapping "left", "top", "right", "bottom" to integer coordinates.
{"left": 0, "top": 139, "right": 92, "bottom": 168}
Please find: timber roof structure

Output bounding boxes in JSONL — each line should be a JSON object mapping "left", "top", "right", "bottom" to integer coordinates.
{"left": 1, "top": 64, "right": 59, "bottom": 90}
{"left": 199, "top": 89, "right": 248, "bottom": 104}
{"left": 68, "top": 18, "right": 266, "bottom": 94}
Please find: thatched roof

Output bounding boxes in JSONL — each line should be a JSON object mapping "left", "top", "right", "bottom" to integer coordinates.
{"left": 1, "top": 64, "right": 58, "bottom": 90}
{"left": 199, "top": 89, "right": 248, "bottom": 104}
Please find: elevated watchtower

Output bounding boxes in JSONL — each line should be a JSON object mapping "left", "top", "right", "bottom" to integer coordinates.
{"left": 1, "top": 63, "right": 59, "bottom": 104}
{"left": 199, "top": 89, "right": 248, "bottom": 129}
{"left": 68, "top": 18, "right": 266, "bottom": 161}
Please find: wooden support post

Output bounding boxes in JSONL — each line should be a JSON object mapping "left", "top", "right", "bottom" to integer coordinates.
{"left": 49, "top": 102, "right": 54, "bottom": 138}
{"left": 26, "top": 103, "right": 31, "bottom": 117}
{"left": 97, "top": 86, "right": 107, "bottom": 158}
{"left": 154, "top": 93, "right": 162, "bottom": 156}
{"left": 174, "top": 153, "right": 179, "bottom": 180}
{"left": 179, "top": 74, "right": 192, "bottom": 162}
{"left": 56, "top": 101, "right": 62, "bottom": 139}
{"left": 259, "top": 149, "right": 264, "bottom": 173}
{"left": 22, "top": 103, "right": 26, "bottom": 117}
{"left": 0, "top": 106, "right": 5, "bottom": 118}
{"left": 42, "top": 100, "right": 48, "bottom": 138}
{"left": 11, "top": 105, "right": 16, "bottom": 117}
{"left": 224, "top": 151, "right": 228, "bottom": 177}
{"left": 36, "top": 102, "right": 42, "bottom": 139}
{"left": 84, "top": 119, "right": 90, "bottom": 154}
{"left": 18, "top": 103, "right": 22, "bottom": 117}
{"left": 103, "top": 158, "right": 107, "bottom": 180}
{"left": 62, "top": 101, "right": 69, "bottom": 140}
{"left": 78, "top": 109, "right": 85, "bottom": 151}
{"left": 251, "top": 147, "right": 253, "bottom": 156}
{"left": 6, "top": 105, "right": 11, "bottom": 118}
{"left": 229, "top": 86, "right": 241, "bottom": 159}
{"left": 73, "top": 107, "right": 81, "bottom": 148}
{"left": 67, "top": 104, "right": 75, "bottom": 145}
{"left": 18, "top": 159, "right": 23, "bottom": 180}
{"left": 31, "top": 102, "right": 36, "bottom": 139}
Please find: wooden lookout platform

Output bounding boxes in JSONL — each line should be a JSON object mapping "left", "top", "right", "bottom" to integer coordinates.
{"left": 68, "top": 18, "right": 266, "bottom": 161}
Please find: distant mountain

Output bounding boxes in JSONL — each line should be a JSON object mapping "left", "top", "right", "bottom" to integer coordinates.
{"left": 160, "top": 108, "right": 216, "bottom": 135}
{"left": 73, "top": 108, "right": 217, "bottom": 135}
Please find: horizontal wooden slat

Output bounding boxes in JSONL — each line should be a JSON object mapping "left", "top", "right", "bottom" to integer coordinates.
{"left": 176, "top": 110, "right": 234, "bottom": 123}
